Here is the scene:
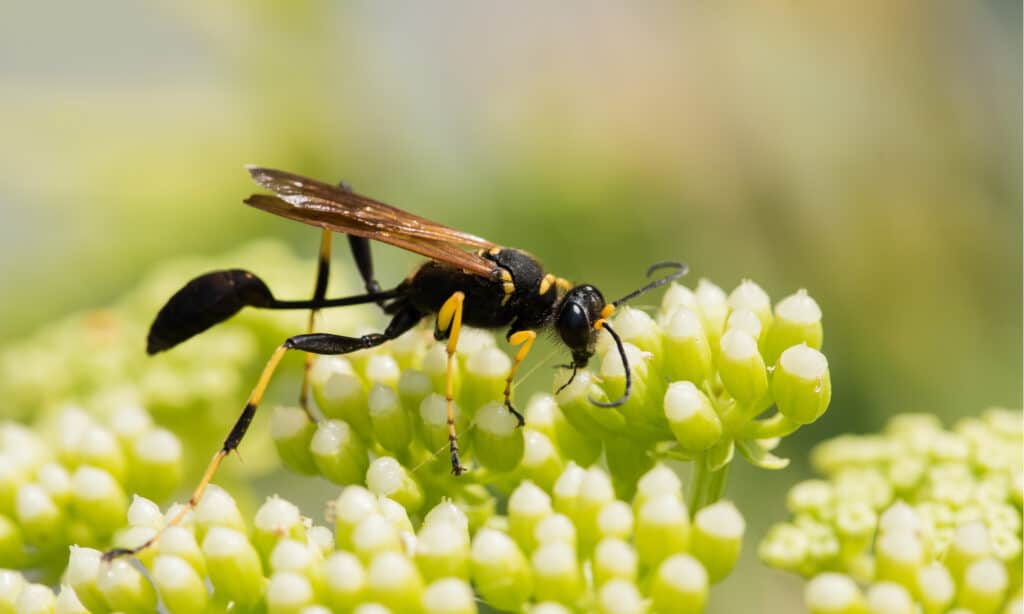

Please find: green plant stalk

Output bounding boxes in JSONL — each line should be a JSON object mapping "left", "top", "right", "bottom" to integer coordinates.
{"left": 688, "top": 453, "right": 731, "bottom": 515}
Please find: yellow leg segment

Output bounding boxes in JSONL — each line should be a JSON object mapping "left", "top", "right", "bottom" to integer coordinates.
{"left": 299, "top": 230, "right": 333, "bottom": 415}
{"left": 436, "top": 292, "right": 466, "bottom": 475}
{"left": 104, "top": 344, "right": 290, "bottom": 561}
{"left": 503, "top": 330, "right": 535, "bottom": 426}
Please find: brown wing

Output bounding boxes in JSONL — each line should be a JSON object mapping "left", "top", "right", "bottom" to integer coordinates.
{"left": 245, "top": 166, "right": 500, "bottom": 279}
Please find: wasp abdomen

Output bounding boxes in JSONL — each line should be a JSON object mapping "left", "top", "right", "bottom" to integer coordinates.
{"left": 146, "top": 269, "right": 275, "bottom": 354}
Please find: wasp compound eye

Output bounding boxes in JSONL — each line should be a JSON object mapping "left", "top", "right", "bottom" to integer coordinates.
{"left": 146, "top": 269, "right": 274, "bottom": 354}
{"left": 556, "top": 301, "right": 591, "bottom": 351}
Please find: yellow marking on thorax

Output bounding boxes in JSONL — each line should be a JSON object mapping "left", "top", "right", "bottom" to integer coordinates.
{"left": 538, "top": 273, "right": 555, "bottom": 295}
{"left": 488, "top": 247, "right": 502, "bottom": 256}
{"left": 555, "top": 277, "right": 572, "bottom": 294}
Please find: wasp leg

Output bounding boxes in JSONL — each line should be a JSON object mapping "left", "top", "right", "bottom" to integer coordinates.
{"left": 104, "top": 307, "right": 422, "bottom": 562}
{"left": 298, "top": 229, "right": 333, "bottom": 416}
{"left": 435, "top": 291, "right": 466, "bottom": 475}
{"left": 502, "top": 329, "right": 535, "bottom": 427}
{"left": 347, "top": 236, "right": 384, "bottom": 297}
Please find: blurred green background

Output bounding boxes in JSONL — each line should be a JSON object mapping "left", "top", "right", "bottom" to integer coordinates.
{"left": 1, "top": 2, "right": 1020, "bottom": 611}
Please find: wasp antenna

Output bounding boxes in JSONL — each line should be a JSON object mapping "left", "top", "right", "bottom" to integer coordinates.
{"left": 588, "top": 323, "right": 631, "bottom": 408}
{"left": 612, "top": 261, "right": 688, "bottom": 307}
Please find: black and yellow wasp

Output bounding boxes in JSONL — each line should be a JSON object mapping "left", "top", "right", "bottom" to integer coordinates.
{"left": 105, "top": 166, "right": 684, "bottom": 560}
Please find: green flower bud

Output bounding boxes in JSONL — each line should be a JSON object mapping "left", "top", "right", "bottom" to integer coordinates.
{"left": 415, "top": 521, "right": 470, "bottom": 582}
{"left": 366, "top": 552, "right": 424, "bottom": 613}
{"left": 36, "top": 463, "right": 71, "bottom": 508}
{"left": 308, "top": 524, "right": 335, "bottom": 558}
{"left": 727, "top": 309, "right": 763, "bottom": 341}
{"left": 333, "top": 486, "right": 381, "bottom": 550}
{"left": 773, "top": 344, "right": 831, "bottom": 425}
{"left": 957, "top": 558, "right": 1008, "bottom": 614}
{"left": 765, "top": 289, "right": 823, "bottom": 364}
{"left": 804, "top": 573, "right": 866, "bottom": 614}
{"left": 422, "top": 499, "right": 470, "bottom": 535}
{"left": 14, "top": 583, "right": 55, "bottom": 614}
{"left": 397, "top": 369, "right": 433, "bottom": 417}
{"left": 253, "top": 496, "right": 307, "bottom": 568}
{"left": 914, "top": 563, "right": 955, "bottom": 614}
{"left": 111, "top": 526, "right": 158, "bottom": 568}
{"left": 865, "top": 582, "right": 913, "bottom": 614}
{"left": 16, "top": 484, "right": 63, "bottom": 551}
{"left": 312, "top": 357, "right": 372, "bottom": 441}
{"left": 193, "top": 483, "right": 246, "bottom": 540}
{"left": 365, "top": 353, "right": 401, "bottom": 388}
{"left": 875, "top": 530, "right": 925, "bottom": 590}
{"left": 421, "top": 578, "right": 477, "bottom": 614}
{"left": 422, "top": 344, "right": 457, "bottom": 398}
{"left": 695, "top": 279, "right": 729, "bottom": 353}
{"left": 660, "top": 307, "right": 714, "bottom": 387}
{"left": 593, "top": 537, "right": 638, "bottom": 586}
{"left": 63, "top": 547, "right": 105, "bottom": 613}
{"left": 597, "top": 500, "right": 634, "bottom": 541}
{"left": 570, "top": 467, "right": 613, "bottom": 552}
{"left": 97, "top": 559, "right": 158, "bottom": 614}
{"left": 0, "top": 569, "right": 24, "bottom": 614}
{"left": 270, "top": 539, "right": 322, "bottom": 587}
{"left": 70, "top": 466, "right": 126, "bottom": 539}
{"left": 366, "top": 457, "right": 424, "bottom": 514}
{"left": 946, "top": 520, "right": 991, "bottom": 582}
{"left": 534, "top": 513, "right": 577, "bottom": 550}
{"left": 461, "top": 347, "right": 511, "bottom": 418}
{"left": 691, "top": 500, "right": 745, "bottom": 583}
{"left": 835, "top": 501, "right": 876, "bottom": 559}
{"left": 651, "top": 554, "right": 708, "bottom": 614}
{"left": 614, "top": 307, "right": 662, "bottom": 357}
{"left": 51, "top": 408, "right": 92, "bottom": 468}
{"left": 77, "top": 425, "right": 125, "bottom": 482}
{"left": 470, "top": 529, "right": 532, "bottom": 612}
{"left": 368, "top": 384, "right": 413, "bottom": 455}
{"left": 525, "top": 395, "right": 601, "bottom": 468}
{"left": 787, "top": 480, "right": 834, "bottom": 521}
{"left": 311, "top": 419, "right": 369, "bottom": 486}
{"left": 472, "top": 402, "right": 524, "bottom": 473}
{"left": 718, "top": 329, "right": 768, "bottom": 406}
{"left": 107, "top": 404, "right": 152, "bottom": 450}
{"left": 555, "top": 369, "right": 626, "bottom": 439}
{"left": 202, "top": 526, "right": 265, "bottom": 608}
{"left": 664, "top": 381, "right": 722, "bottom": 453}
{"left": 634, "top": 464, "right": 682, "bottom": 511}
{"left": 266, "top": 571, "right": 315, "bottom": 614}
{"left": 417, "top": 394, "right": 469, "bottom": 462}
{"left": 531, "top": 542, "right": 582, "bottom": 607}
{"left": 758, "top": 523, "right": 809, "bottom": 574}
{"left": 552, "top": 463, "right": 586, "bottom": 520}
{"left": 598, "top": 343, "right": 659, "bottom": 433}
{"left": 322, "top": 551, "right": 366, "bottom": 612}
{"left": 521, "top": 429, "right": 564, "bottom": 493}
{"left": 597, "top": 579, "right": 644, "bottom": 614}
{"left": 152, "top": 554, "right": 209, "bottom": 614}
{"left": 54, "top": 585, "right": 88, "bottom": 614}
{"left": 127, "top": 428, "right": 182, "bottom": 501}
{"left": 352, "top": 514, "right": 404, "bottom": 563}
{"left": 379, "top": 496, "right": 415, "bottom": 541}
{"left": 271, "top": 406, "right": 319, "bottom": 475}
{"left": 635, "top": 494, "right": 690, "bottom": 569}
{"left": 729, "top": 280, "right": 773, "bottom": 331}
{"left": 508, "top": 481, "right": 552, "bottom": 553}
{"left": 658, "top": 282, "right": 697, "bottom": 321}
{"left": 158, "top": 526, "right": 206, "bottom": 578}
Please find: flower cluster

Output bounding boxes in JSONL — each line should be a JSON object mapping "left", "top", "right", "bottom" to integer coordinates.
{"left": 1, "top": 459, "right": 744, "bottom": 613}
{"left": 759, "top": 409, "right": 1023, "bottom": 614}
{"left": 0, "top": 406, "right": 183, "bottom": 581}
{"left": 284, "top": 278, "right": 832, "bottom": 515}
{"left": 0, "top": 240, "right": 836, "bottom": 612}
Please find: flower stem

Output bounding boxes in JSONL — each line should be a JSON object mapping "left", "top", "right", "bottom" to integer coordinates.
{"left": 688, "top": 452, "right": 731, "bottom": 516}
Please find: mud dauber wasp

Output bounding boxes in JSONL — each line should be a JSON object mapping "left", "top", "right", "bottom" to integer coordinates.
{"left": 104, "top": 166, "right": 685, "bottom": 561}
